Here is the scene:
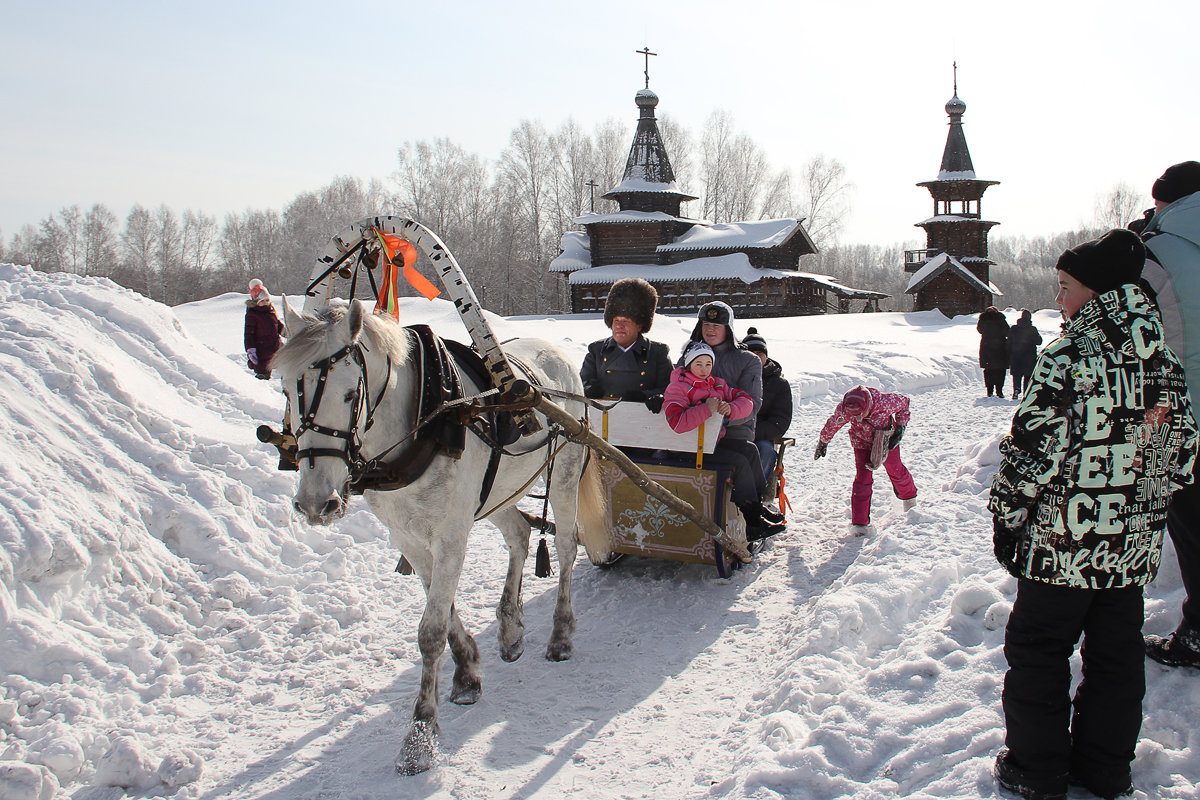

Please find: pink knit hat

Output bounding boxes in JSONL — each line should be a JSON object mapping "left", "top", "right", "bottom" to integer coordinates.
{"left": 248, "top": 279, "right": 270, "bottom": 304}
{"left": 842, "top": 386, "right": 874, "bottom": 417}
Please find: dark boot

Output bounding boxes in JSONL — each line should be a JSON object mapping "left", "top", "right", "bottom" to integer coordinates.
{"left": 740, "top": 503, "right": 785, "bottom": 541}
{"left": 1068, "top": 772, "right": 1133, "bottom": 799}
{"left": 1145, "top": 624, "right": 1200, "bottom": 668}
{"left": 759, "top": 503, "right": 785, "bottom": 525}
{"left": 994, "top": 749, "right": 1067, "bottom": 800}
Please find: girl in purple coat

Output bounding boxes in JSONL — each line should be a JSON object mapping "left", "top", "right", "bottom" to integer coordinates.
{"left": 814, "top": 385, "right": 918, "bottom": 535}
{"left": 663, "top": 343, "right": 785, "bottom": 540}
{"left": 244, "top": 278, "right": 284, "bottom": 380}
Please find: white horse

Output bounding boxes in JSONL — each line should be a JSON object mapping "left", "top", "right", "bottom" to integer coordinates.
{"left": 273, "top": 298, "right": 603, "bottom": 775}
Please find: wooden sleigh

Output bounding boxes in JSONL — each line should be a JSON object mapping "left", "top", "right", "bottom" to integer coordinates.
{"left": 577, "top": 402, "right": 753, "bottom": 578}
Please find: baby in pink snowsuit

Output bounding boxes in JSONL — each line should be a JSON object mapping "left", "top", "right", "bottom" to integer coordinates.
{"left": 663, "top": 343, "right": 753, "bottom": 437}
{"left": 663, "top": 343, "right": 786, "bottom": 540}
{"left": 815, "top": 385, "right": 917, "bottom": 532}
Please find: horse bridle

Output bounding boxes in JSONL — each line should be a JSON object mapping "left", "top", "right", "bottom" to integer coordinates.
{"left": 292, "top": 341, "right": 391, "bottom": 478}
{"left": 291, "top": 330, "right": 572, "bottom": 507}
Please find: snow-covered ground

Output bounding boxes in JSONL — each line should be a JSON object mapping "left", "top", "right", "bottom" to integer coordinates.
{"left": 0, "top": 262, "right": 1196, "bottom": 800}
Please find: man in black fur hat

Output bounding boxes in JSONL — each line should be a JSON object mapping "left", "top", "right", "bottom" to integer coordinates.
{"left": 580, "top": 278, "right": 672, "bottom": 411}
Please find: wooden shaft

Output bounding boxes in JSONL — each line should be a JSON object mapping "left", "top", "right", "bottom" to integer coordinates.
{"left": 508, "top": 381, "right": 752, "bottom": 563}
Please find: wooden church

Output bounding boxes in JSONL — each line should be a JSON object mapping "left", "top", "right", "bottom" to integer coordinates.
{"left": 904, "top": 70, "right": 1003, "bottom": 316}
{"left": 551, "top": 73, "right": 887, "bottom": 318}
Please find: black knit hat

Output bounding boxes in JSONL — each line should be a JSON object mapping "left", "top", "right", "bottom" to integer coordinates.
{"left": 1152, "top": 161, "right": 1200, "bottom": 205}
{"left": 1055, "top": 228, "right": 1146, "bottom": 295}
{"left": 742, "top": 327, "right": 768, "bottom": 354}
{"left": 603, "top": 278, "right": 658, "bottom": 332}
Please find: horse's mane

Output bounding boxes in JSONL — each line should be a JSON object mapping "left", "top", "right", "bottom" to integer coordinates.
{"left": 272, "top": 303, "right": 411, "bottom": 374}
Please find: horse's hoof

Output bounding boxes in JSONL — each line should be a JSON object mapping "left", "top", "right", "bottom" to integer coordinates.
{"left": 396, "top": 720, "right": 439, "bottom": 776}
{"left": 449, "top": 681, "right": 482, "bottom": 705}
{"left": 545, "top": 641, "right": 573, "bottom": 662}
{"left": 499, "top": 639, "right": 525, "bottom": 662}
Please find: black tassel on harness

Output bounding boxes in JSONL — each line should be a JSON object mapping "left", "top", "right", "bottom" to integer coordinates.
{"left": 395, "top": 555, "right": 414, "bottom": 575}
{"left": 534, "top": 537, "right": 552, "bottom": 578}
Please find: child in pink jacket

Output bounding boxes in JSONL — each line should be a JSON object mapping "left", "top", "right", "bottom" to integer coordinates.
{"left": 663, "top": 343, "right": 753, "bottom": 436}
{"left": 815, "top": 385, "right": 917, "bottom": 534}
{"left": 663, "top": 343, "right": 784, "bottom": 540}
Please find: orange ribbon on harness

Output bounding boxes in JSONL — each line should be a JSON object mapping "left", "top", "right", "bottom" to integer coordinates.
{"left": 372, "top": 229, "right": 439, "bottom": 320}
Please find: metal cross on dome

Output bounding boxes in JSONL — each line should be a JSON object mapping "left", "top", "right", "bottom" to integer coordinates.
{"left": 636, "top": 46, "right": 657, "bottom": 89}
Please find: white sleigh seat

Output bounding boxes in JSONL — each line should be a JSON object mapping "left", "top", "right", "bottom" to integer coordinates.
{"left": 585, "top": 400, "right": 720, "bottom": 463}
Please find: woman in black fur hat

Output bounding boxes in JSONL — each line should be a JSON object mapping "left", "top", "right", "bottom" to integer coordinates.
{"left": 580, "top": 278, "right": 672, "bottom": 411}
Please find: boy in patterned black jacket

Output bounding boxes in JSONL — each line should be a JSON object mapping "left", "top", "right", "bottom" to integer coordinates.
{"left": 989, "top": 229, "right": 1199, "bottom": 800}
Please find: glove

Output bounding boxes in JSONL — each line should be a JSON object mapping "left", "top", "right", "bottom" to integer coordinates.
{"left": 814, "top": 440, "right": 828, "bottom": 460}
{"left": 644, "top": 394, "right": 664, "bottom": 414}
{"left": 887, "top": 425, "right": 906, "bottom": 450}
{"left": 247, "top": 348, "right": 258, "bottom": 368}
{"left": 583, "top": 383, "right": 603, "bottom": 399}
{"left": 992, "top": 516, "right": 1023, "bottom": 577}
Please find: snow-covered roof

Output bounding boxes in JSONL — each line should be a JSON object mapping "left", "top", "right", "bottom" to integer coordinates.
{"left": 568, "top": 254, "right": 807, "bottom": 285}
{"left": 604, "top": 177, "right": 696, "bottom": 198}
{"left": 574, "top": 210, "right": 689, "bottom": 225}
{"left": 936, "top": 169, "right": 977, "bottom": 181}
{"left": 657, "top": 218, "right": 809, "bottom": 252}
{"left": 915, "top": 215, "right": 1000, "bottom": 225}
{"left": 548, "top": 231, "right": 591, "bottom": 273}
{"left": 801, "top": 273, "right": 889, "bottom": 299}
{"left": 904, "top": 252, "right": 1002, "bottom": 296}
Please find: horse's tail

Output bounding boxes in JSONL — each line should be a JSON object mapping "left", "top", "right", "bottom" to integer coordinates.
{"left": 575, "top": 453, "right": 616, "bottom": 566}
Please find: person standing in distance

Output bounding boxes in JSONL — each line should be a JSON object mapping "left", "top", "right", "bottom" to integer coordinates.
{"left": 244, "top": 279, "right": 283, "bottom": 380}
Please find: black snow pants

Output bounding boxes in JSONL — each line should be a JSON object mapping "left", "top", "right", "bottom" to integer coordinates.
{"left": 1166, "top": 481, "right": 1200, "bottom": 634}
{"left": 1002, "top": 579, "right": 1145, "bottom": 791}
{"left": 983, "top": 368, "right": 1008, "bottom": 397}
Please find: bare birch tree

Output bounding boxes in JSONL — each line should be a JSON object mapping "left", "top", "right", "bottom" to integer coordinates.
{"left": 801, "top": 155, "right": 852, "bottom": 247}
{"left": 152, "top": 205, "right": 183, "bottom": 304}
{"left": 1094, "top": 182, "right": 1146, "bottom": 230}
{"left": 592, "top": 117, "right": 631, "bottom": 213}
{"left": 82, "top": 204, "right": 120, "bottom": 278}
{"left": 120, "top": 205, "right": 157, "bottom": 298}
{"left": 498, "top": 120, "right": 557, "bottom": 314}
{"left": 699, "top": 110, "right": 736, "bottom": 222}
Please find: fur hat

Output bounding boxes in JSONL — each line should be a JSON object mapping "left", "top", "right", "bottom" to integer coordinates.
{"left": 689, "top": 301, "right": 737, "bottom": 344}
{"left": 682, "top": 341, "right": 716, "bottom": 368}
{"left": 742, "top": 327, "right": 768, "bottom": 354}
{"left": 1152, "top": 161, "right": 1200, "bottom": 205}
{"left": 1055, "top": 228, "right": 1146, "bottom": 295}
{"left": 842, "top": 386, "right": 874, "bottom": 418}
{"left": 604, "top": 278, "right": 658, "bottom": 332}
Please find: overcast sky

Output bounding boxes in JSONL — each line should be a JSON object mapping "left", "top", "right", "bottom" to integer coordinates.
{"left": 3, "top": 0, "right": 1197, "bottom": 249}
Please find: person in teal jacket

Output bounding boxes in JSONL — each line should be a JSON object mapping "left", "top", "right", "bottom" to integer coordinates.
{"left": 1138, "top": 161, "right": 1200, "bottom": 669}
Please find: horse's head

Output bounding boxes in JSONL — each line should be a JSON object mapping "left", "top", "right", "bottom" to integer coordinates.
{"left": 274, "top": 297, "right": 373, "bottom": 525}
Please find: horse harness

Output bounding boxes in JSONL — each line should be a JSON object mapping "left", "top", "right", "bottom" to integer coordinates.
{"left": 291, "top": 324, "right": 567, "bottom": 516}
